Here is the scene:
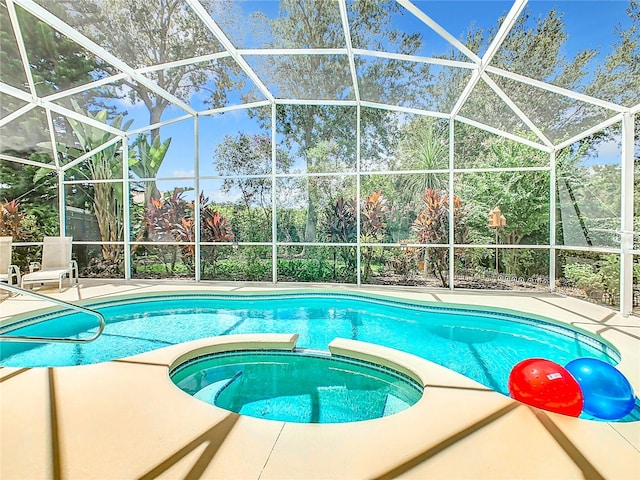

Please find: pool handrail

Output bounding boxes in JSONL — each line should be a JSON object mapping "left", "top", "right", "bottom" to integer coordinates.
{"left": 0, "top": 282, "right": 105, "bottom": 343}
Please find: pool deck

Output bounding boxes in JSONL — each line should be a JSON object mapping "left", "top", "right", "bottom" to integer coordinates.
{"left": 1, "top": 279, "right": 639, "bottom": 479}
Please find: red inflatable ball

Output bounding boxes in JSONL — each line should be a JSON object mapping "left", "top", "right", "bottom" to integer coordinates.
{"left": 508, "top": 358, "right": 584, "bottom": 417}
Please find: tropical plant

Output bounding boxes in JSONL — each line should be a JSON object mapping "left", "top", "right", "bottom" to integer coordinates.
{"left": 412, "top": 188, "right": 467, "bottom": 287}
{"left": 130, "top": 133, "right": 172, "bottom": 203}
{"left": 390, "top": 246, "right": 420, "bottom": 283}
{"left": 141, "top": 190, "right": 234, "bottom": 275}
{"left": 201, "top": 196, "right": 235, "bottom": 275}
{"left": 360, "top": 191, "right": 389, "bottom": 281}
{"left": 140, "top": 188, "right": 191, "bottom": 273}
{"left": 323, "top": 196, "right": 357, "bottom": 281}
{"left": 128, "top": 133, "right": 173, "bottom": 260}
{"left": 56, "top": 101, "right": 134, "bottom": 266}
{"left": 202, "top": 208, "right": 234, "bottom": 243}
{"left": 324, "top": 197, "right": 357, "bottom": 243}
{"left": 394, "top": 117, "right": 449, "bottom": 201}
{"left": 0, "top": 199, "right": 23, "bottom": 238}
{"left": 0, "top": 199, "right": 48, "bottom": 270}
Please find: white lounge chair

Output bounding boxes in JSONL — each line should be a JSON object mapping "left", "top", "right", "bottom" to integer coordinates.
{"left": 21, "top": 236, "right": 78, "bottom": 292}
{"left": 0, "top": 236, "right": 21, "bottom": 286}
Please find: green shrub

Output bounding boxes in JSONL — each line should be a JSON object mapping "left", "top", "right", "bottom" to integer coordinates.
{"left": 563, "top": 263, "right": 603, "bottom": 292}
{"left": 277, "top": 258, "right": 335, "bottom": 282}
{"left": 563, "top": 255, "right": 620, "bottom": 303}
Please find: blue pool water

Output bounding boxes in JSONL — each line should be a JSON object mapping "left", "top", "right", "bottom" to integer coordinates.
{"left": 171, "top": 350, "right": 423, "bottom": 423}
{"left": 0, "top": 292, "right": 621, "bottom": 399}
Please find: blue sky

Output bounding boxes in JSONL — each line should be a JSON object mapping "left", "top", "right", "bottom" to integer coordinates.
{"left": 116, "top": 0, "right": 631, "bottom": 180}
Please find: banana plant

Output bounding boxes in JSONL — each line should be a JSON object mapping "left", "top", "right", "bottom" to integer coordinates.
{"left": 57, "top": 99, "right": 134, "bottom": 265}
{"left": 130, "top": 133, "right": 172, "bottom": 206}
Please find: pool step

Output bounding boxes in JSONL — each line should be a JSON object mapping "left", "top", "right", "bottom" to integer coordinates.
{"left": 193, "top": 372, "right": 242, "bottom": 404}
{"left": 382, "top": 394, "right": 412, "bottom": 417}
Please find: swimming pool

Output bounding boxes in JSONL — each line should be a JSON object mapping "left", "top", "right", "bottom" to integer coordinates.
{"left": 0, "top": 291, "right": 620, "bottom": 398}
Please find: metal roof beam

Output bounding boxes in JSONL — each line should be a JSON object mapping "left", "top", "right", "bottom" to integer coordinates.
{"left": 198, "top": 100, "right": 272, "bottom": 117}
{"left": 275, "top": 99, "right": 358, "bottom": 107}
{"left": 397, "top": 0, "right": 481, "bottom": 63}
{"left": 239, "top": 48, "right": 347, "bottom": 56}
{"left": 128, "top": 114, "right": 195, "bottom": 137}
{"left": 482, "top": 73, "right": 553, "bottom": 148}
{"left": 185, "top": 0, "right": 275, "bottom": 104}
{"left": 485, "top": 65, "right": 627, "bottom": 113}
{"left": 6, "top": 0, "right": 37, "bottom": 97}
{"left": 553, "top": 113, "right": 624, "bottom": 151}
{"left": 60, "top": 135, "right": 122, "bottom": 172}
{"left": 14, "top": 0, "right": 197, "bottom": 116}
{"left": 456, "top": 115, "right": 552, "bottom": 153}
{"left": 0, "top": 153, "right": 57, "bottom": 169}
{"left": 0, "top": 81, "right": 124, "bottom": 135}
{"left": 359, "top": 101, "right": 450, "bottom": 120}
{"left": 134, "top": 52, "right": 231, "bottom": 74}
{"left": 43, "top": 73, "right": 128, "bottom": 103}
{"left": 338, "top": 0, "right": 360, "bottom": 104}
{"left": 0, "top": 102, "right": 35, "bottom": 128}
{"left": 354, "top": 49, "right": 474, "bottom": 69}
{"left": 450, "top": 0, "right": 528, "bottom": 119}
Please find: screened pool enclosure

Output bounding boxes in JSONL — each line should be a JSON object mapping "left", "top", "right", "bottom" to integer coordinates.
{"left": 0, "top": 0, "right": 638, "bottom": 315}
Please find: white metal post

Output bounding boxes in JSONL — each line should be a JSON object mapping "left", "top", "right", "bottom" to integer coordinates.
{"left": 272, "top": 103, "right": 278, "bottom": 283}
{"left": 58, "top": 169, "right": 65, "bottom": 236}
{"left": 620, "top": 113, "right": 634, "bottom": 317}
{"left": 122, "top": 136, "right": 131, "bottom": 280}
{"left": 449, "top": 120, "right": 455, "bottom": 289}
{"left": 549, "top": 150, "right": 556, "bottom": 292}
{"left": 194, "top": 115, "right": 201, "bottom": 282}
{"left": 356, "top": 105, "right": 362, "bottom": 286}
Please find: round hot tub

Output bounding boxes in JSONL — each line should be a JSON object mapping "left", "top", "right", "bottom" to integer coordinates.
{"left": 170, "top": 348, "right": 423, "bottom": 424}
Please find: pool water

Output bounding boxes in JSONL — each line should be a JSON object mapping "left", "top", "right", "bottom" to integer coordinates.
{"left": 0, "top": 292, "right": 619, "bottom": 398}
{"left": 171, "top": 351, "right": 423, "bottom": 423}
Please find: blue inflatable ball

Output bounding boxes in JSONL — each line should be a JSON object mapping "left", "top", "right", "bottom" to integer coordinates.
{"left": 565, "top": 358, "right": 636, "bottom": 420}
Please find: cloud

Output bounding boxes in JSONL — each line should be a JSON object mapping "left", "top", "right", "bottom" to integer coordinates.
{"left": 205, "top": 188, "right": 241, "bottom": 203}
{"left": 172, "top": 169, "right": 195, "bottom": 177}
{"left": 594, "top": 139, "right": 621, "bottom": 158}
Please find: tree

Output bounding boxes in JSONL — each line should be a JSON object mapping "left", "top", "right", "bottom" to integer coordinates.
{"left": 0, "top": 0, "right": 110, "bottom": 235}
{"left": 253, "top": 0, "right": 430, "bottom": 241}
{"left": 0, "top": 0, "right": 113, "bottom": 113}
{"left": 393, "top": 117, "right": 449, "bottom": 204}
{"left": 483, "top": 8, "right": 597, "bottom": 141}
{"left": 213, "top": 132, "right": 290, "bottom": 220}
{"left": 588, "top": 0, "right": 639, "bottom": 238}
{"left": 62, "top": 0, "right": 245, "bottom": 138}
{"left": 589, "top": 0, "right": 639, "bottom": 110}
{"left": 436, "top": 6, "right": 599, "bottom": 159}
